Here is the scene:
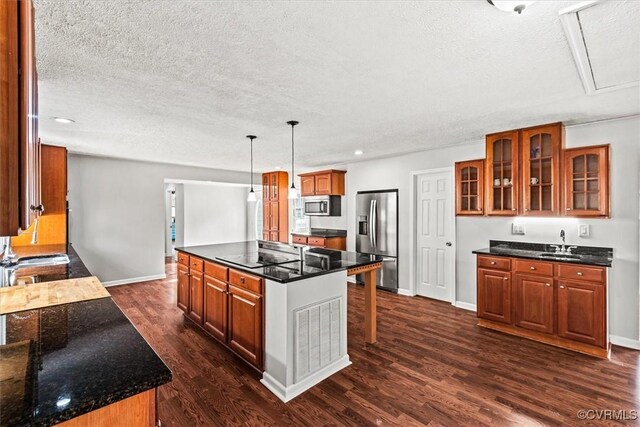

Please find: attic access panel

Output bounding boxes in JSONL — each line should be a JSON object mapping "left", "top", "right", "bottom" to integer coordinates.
{"left": 560, "top": 0, "right": 640, "bottom": 95}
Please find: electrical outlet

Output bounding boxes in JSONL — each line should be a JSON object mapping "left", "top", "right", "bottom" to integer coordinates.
{"left": 511, "top": 223, "right": 525, "bottom": 235}
{"left": 579, "top": 224, "right": 590, "bottom": 237}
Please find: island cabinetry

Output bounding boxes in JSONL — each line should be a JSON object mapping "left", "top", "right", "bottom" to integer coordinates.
{"left": 261, "top": 171, "right": 289, "bottom": 243}
{"left": 298, "top": 170, "right": 346, "bottom": 196}
{"left": 176, "top": 252, "right": 264, "bottom": 370}
{"left": 476, "top": 254, "right": 608, "bottom": 358}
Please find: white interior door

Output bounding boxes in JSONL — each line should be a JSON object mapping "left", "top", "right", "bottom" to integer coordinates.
{"left": 415, "top": 170, "right": 455, "bottom": 302}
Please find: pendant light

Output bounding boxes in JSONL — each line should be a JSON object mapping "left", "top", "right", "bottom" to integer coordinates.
{"left": 287, "top": 120, "right": 299, "bottom": 199}
{"left": 246, "top": 135, "right": 257, "bottom": 202}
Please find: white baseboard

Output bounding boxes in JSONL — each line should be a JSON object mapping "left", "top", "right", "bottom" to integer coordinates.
{"left": 102, "top": 274, "right": 167, "bottom": 287}
{"left": 397, "top": 288, "right": 415, "bottom": 297}
{"left": 261, "top": 355, "right": 351, "bottom": 403}
{"left": 610, "top": 335, "right": 640, "bottom": 350}
{"left": 347, "top": 276, "right": 357, "bottom": 284}
{"left": 454, "top": 301, "right": 477, "bottom": 312}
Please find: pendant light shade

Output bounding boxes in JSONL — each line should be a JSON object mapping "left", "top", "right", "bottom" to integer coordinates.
{"left": 246, "top": 135, "right": 257, "bottom": 202}
{"left": 287, "top": 120, "right": 299, "bottom": 200}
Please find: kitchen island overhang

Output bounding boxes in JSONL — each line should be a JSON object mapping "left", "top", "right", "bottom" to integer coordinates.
{"left": 175, "top": 241, "right": 382, "bottom": 402}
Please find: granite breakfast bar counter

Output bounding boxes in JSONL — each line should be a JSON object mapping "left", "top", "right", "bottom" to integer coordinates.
{"left": 0, "top": 246, "right": 171, "bottom": 426}
{"left": 176, "top": 241, "right": 383, "bottom": 402}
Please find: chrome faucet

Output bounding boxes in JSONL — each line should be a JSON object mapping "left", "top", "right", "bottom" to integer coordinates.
{"left": 0, "top": 237, "right": 16, "bottom": 265}
{"left": 550, "top": 229, "right": 577, "bottom": 254}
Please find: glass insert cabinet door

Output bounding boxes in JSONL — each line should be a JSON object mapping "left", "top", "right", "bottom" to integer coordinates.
{"left": 485, "top": 131, "right": 519, "bottom": 215}
{"left": 521, "top": 123, "right": 562, "bottom": 216}
{"left": 455, "top": 159, "right": 484, "bottom": 215}
{"left": 564, "top": 145, "right": 610, "bottom": 217}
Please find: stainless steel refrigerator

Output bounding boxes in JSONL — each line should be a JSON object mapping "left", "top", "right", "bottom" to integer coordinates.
{"left": 356, "top": 189, "right": 398, "bottom": 292}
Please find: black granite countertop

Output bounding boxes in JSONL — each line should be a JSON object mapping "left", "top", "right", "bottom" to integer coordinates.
{"left": 12, "top": 245, "right": 92, "bottom": 285}
{"left": 472, "top": 240, "right": 613, "bottom": 267}
{"left": 0, "top": 246, "right": 172, "bottom": 426}
{"left": 291, "top": 228, "right": 347, "bottom": 238}
{"left": 176, "top": 241, "right": 382, "bottom": 283}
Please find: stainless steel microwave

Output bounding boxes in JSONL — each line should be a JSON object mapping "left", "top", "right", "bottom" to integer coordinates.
{"left": 303, "top": 196, "right": 341, "bottom": 216}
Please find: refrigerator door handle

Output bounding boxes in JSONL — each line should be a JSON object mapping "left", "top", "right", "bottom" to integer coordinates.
{"left": 371, "top": 199, "right": 377, "bottom": 248}
{"left": 368, "top": 200, "right": 374, "bottom": 248}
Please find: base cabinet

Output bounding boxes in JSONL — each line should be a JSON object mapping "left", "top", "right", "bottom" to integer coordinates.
{"left": 176, "top": 252, "right": 264, "bottom": 370}
{"left": 476, "top": 255, "right": 608, "bottom": 358}
{"left": 477, "top": 269, "right": 511, "bottom": 324}
{"left": 557, "top": 279, "right": 605, "bottom": 347}
{"left": 514, "top": 274, "right": 554, "bottom": 334}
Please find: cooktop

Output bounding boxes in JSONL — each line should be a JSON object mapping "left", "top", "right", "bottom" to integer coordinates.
{"left": 217, "top": 252, "right": 299, "bottom": 269}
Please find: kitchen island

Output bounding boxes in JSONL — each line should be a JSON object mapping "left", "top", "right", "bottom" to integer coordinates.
{"left": 175, "top": 241, "right": 382, "bottom": 402}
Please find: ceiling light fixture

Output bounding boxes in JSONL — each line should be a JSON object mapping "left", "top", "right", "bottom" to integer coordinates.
{"left": 487, "top": 0, "right": 536, "bottom": 14}
{"left": 53, "top": 117, "right": 75, "bottom": 124}
{"left": 354, "top": 150, "right": 364, "bottom": 156}
{"left": 287, "top": 120, "right": 299, "bottom": 200}
{"left": 246, "top": 135, "right": 257, "bottom": 202}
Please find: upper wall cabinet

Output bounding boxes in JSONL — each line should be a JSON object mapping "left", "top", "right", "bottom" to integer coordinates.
{"left": 563, "top": 145, "right": 609, "bottom": 218}
{"left": 455, "top": 159, "right": 484, "bottom": 215}
{"left": 521, "top": 123, "right": 563, "bottom": 216}
{"left": 298, "top": 170, "right": 346, "bottom": 196}
{"left": 485, "top": 131, "right": 519, "bottom": 215}
{"left": 0, "top": 0, "right": 41, "bottom": 236}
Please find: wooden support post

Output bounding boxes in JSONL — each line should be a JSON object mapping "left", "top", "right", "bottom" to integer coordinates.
{"left": 363, "top": 268, "right": 377, "bottom": 344}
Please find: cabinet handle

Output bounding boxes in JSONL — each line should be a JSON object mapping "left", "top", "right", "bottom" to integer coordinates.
{"left": 566, "top": 208, "right": 571, "bottom": 211}
{"left": 525, "top": 208, "right": 529, "bottom": 212}
{"left": 530, "top": 266, "right": 536, "bottom": 270}
{"left": 560, "top": 285, "right": 565, "bottom": 289}
{"left": 240, "top": 277, "right": 245, "bottom": 284}
{"left": 512, "top": 208, "right": 516, "bottom": 211}
{"left": 576, "top": 272, "right": 583, "bottom": 276}
{"left": 545, "top": 283, "right": 551, "bottom": 287}
{"left": 503, "top": 277, "right": 508, "bottom": 281}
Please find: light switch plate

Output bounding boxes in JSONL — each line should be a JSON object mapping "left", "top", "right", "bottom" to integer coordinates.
{"left": 512, "top": 223, "right": 525, "bottom": 235}
{"left": 579, "top": 224, "right": 590, "bottom": 237}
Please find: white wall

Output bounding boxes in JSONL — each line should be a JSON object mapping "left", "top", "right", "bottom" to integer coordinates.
{"left": 345, "top": 116, "right": 640, "bottom": 342}
{"left": 67, "top": 155, "right": 251, "bottom": 284}
{"left": 182, "top": 183, "right": 249, "bottom": 247}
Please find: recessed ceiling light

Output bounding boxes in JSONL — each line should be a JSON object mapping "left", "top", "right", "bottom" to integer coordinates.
{"left": 53, "top": 117, "right": 75, "bottom": 124}
{"left": 275, "top": 166, "right": 282, "bottom": 170}
{"left": 354, "top": 150, "right": 364, "bottom": 156}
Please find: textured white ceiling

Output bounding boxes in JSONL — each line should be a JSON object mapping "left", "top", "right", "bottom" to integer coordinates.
{"left": 34, "top": 0, "right": 640, "bottom": 173}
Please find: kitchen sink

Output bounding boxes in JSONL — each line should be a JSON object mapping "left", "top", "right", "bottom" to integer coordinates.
{"left": 539, "top": 253, "right": 582, "bottom": 260}
{"left": 16, "top": 254, "right": 70, "bottom": 267}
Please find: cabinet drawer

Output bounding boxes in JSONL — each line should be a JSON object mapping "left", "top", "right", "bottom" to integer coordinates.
{"left": 229, "top": 269, "right": 263, "bottom": 295}
{"left": 292, "top": 235, "right": 307, "bottom": 245}
{"left": 177, "top": 252, "right": 189, "bottom": 266}
{"left": 558, "top": 264, "right": 605, "bottom": 283}
{"left": 204, "top": 261, "right": 228, "bottom": 281}
{"left": 515, "top": 259, "right": 553, "bottom": 276}
{"left": 477, "top": 255, "right": 510, "bottom": 271}
{"left": 190, "top": 257, "right": 204, "bottom": 272}
{"left": 307, "top": 237, "right": 325, "bottom": 247}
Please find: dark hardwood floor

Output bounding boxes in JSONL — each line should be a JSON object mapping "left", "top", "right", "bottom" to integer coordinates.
{"left": 108, "top": 262, "right": 639, "bottom": 426}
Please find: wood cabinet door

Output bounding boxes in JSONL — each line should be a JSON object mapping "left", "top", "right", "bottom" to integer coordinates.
{"left": 203, "top": 275, "right": 227, "bottom": 342}
{"left": 270, "top": 173, "right": 278, "bottom": 200}
{"left": 269, "top": 202, "right": 279, "bottom": 230}
{"left": 563, "top": 145, "right": 609, "bottom": 217}
{"left": 314, "top": 173, "right": 332, "bottom": 195}
{"left": 485, "top": 131, "right": 519, "bottom": 216}
{"left": 477, "top": 269, "right": 512, "bottom": 324}
{"left": 300, "top": 176, "right": 315, "bottom": 196}
{"left": 521, "top": 124, "right": 562, "bottom": 216}
{"left": 557, "top": 279, "right": 605, "bottom": 347}
{"left": 228, "top": 285, "right": 263, "bottom": 368}
{"left": 262, "top": 174, "right": 270, "bottom": 200}
{"left": 177, "top": 264, "right": 190, "bottom": 313}
{"left": 262, "top": 232, "right": 270, "bottom": 241}
{"left": 455, "top": 159, "right": 484, "bottom": 215}
{"left": 189, "top": 270, "right": 204, "bottom": 324}
{"left": 514, "top": 274, "right": 554, "bottom": 334}
{"left": 269, "top": 231, "right": 280, "bottom": 242}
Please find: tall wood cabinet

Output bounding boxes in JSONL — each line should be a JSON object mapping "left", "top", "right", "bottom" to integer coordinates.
{"left": 262, "top": 171, "right": 289, "bottom": 242}
{"left": 455, "top": 159, "right": 484, "bottom": 215}
{"left": 1, "top": 0, "right": 41, "bottom": 236}
{"left": 563, "top": 145, "right": 609, "bottom": 217}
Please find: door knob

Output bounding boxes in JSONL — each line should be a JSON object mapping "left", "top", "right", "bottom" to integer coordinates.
{"left": 446, "top": 242, "right": 452, "bottom": 247}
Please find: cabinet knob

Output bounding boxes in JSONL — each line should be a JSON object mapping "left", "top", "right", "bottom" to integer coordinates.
{"left": 545, "top": 283, "right": 551, "bottom": 287}
{"left": 525, "top": 208, "right": 529, "bottom": 212}
{"left": 491, "top": 261, "right": 496, "bottom": 265}
{"left": 530, "top": 266, "right": 536, "bottom": 270}
{"left": 560, "top": 285, "right": 565, "bottom": 289}
{"left": 512, "top": 208, "right": 516, "bottom": 211}
{"left": 503, "top": 277, "right": 508, "bottom": 281}
{"left": 240, "top": 277, "right": 245, "bottom": 284}
{"left": 566, "top": 208, "right": 571, "bottom": 211}
{"left": 576, "top": 272, "right": 583, "bottom": 276}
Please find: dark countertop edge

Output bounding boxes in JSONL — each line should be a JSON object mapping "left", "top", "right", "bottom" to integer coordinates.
{"left": 41, "top": 373, "right": 173, "bottom": 427}
{"left": 175, "top": 247, "right": 381, "bottom": 283}
{"left": 291, "top": 229, "right": 347, "bottom": 238}
{"left": 472, "top": 248, "right": 613, "bottom": 268}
